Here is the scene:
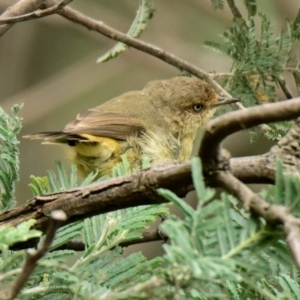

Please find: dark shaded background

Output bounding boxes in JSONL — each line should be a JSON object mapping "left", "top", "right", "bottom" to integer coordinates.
{"left": 0, "top": 0, "right": 298, "bottom": 257}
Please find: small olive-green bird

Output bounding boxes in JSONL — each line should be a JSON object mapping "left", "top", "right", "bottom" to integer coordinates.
{"left": 25, "top": 77, "right": 238, "bottom": 178}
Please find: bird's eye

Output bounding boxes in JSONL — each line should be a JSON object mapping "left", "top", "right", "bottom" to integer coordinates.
{"left": 193, "top": 104, "right": 203, "bottom": 112}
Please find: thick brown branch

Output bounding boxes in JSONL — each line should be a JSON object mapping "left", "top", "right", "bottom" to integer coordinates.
{"left": 230, "top": 118, "right": 300, "bottom": 183}
{"left": 0, "top": 162, "right": 192, "bottom": 239}
{"left": 8, "top": 210, "right": 66, "bottom": 300}
{"left": 0, "top": 153, "right": 277, "bottom": 251}
{"left": 199, "top": 99, "right": 300, "bottom": 270}
{"left": 229, "top": 155, "right": 274, "bottom": 183}
{"left": 269, "top": 118, "right": 300, "bottom": 179}
{"left": 199, "top": 98, "right": 300, "bottom": 163}
{"left": 0, "top": 0, "right": 72, "bottom": 25}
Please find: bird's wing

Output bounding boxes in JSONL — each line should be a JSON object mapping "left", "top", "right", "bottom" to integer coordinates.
{"left": 24, "top": 111, "right": 145, "bottom": 143}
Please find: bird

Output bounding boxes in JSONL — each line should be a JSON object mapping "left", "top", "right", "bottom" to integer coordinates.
{"left": 24, "top": 77, "right": 239, "bottom": 178}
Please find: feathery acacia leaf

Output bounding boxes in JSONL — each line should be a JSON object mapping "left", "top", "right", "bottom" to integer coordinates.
{"left": 97, "top": 0, "right": 154, "bottom": 63}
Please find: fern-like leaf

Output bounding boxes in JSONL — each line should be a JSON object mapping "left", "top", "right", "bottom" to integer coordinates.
{"left": 97, "top": 0, "right": 154, "bottom": 63}
{"left": 0, "top": 105, "right": 23, "bottom": 211}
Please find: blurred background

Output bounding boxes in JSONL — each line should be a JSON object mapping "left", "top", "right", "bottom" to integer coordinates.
{"left": 0, "top": 0, "right": 299, "bottom": 257}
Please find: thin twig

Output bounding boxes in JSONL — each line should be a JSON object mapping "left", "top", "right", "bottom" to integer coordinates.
{"left": 285, "top": 220, "right": 300, "bottom": 269}
{"left": 121, "top": 228, "right": 168, "bottom": 247}
{"left": 0, "top": 0, "right": 72, "bottom": 25}
{"left": 284, "top": 67, "right": 300, "bottom": 73}
{"left": 209, "top": 72, "right": 234, "bottom": 80}
{"left": 8, "top": 210, "right": 67, "bottom": 300}
{"left": 56, "top": 228, "right": 168, "bottom": 251}
{"left": 215, "top": 171, "right": 300, "bottom": 270}
{"left": 46, "top": 1, "right": 273, "bottom": 133}
{"left": 99, "top": 276, "right": 165, "bottom": 300}
{"left": 0, "top": 0, "right": 43, "bottom": 37}
{"left": 275, "top": 76, "right": 294, "bottom": 99}
{"left": 1, "top": 0, "right": 270, "bottom": 133}
{"left": 55, "top": 238, "right": 85, "bottom": 251}
{"left": 226, "top": 0, "right": 242, "bottom": 18}
{"left": 44, "top": 0, "right": 241, "bottom": 108}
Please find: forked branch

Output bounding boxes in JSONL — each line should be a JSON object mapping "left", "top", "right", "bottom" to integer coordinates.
{"left": 7, "top": 210, "right": 66, "bottom": 300}
{"left": 199, "top": 98, "right": 300, "bottom": 269}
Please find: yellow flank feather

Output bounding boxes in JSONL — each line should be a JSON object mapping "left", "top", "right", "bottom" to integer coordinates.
{"left": 68, "top": 134, "right": 121, "bottom": 177}
{"left": 77, "top": 134, "right": 119, "bottom": 156}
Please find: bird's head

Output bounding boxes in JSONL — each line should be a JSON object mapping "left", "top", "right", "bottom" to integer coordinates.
{"left": 145, "top": 76, "right": 239, "bottom": 137}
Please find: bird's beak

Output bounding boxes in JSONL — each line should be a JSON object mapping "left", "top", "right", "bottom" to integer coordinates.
{"left": 211, "top": 96, "right": 240, "bottom": 107}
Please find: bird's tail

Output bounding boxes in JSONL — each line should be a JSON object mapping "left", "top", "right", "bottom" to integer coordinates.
{"left": 23, "top": 132, "right": 88, "bottom": 144}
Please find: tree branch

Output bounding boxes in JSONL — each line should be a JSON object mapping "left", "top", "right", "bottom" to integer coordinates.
{"left": 7, "top": 210, "right": 67, "bottom": 300}
{"left": 230, "top": 117, "right": 300, "bottom": 183}
{"left": 47, "top": 0, "right": 274, "bottom": 134}
{"left": 0, "top": 0, "right": 44, "bottom": 37}
{"left": 197, "top": 97, "right": 300, "bottom": 270}
{"left": 99, "top": 276, "right": 165, "bottom": 300}
{"left": 56, "top": 228, "right": 167, "bottom": 251}
{"left": 199, "top": 98, "right": 300, "bottom": 163}
{"left": 226, "top": 0, "right": 243, "bottom": 18}
{"left": 0, "top": 0, "right": 72, "bottom": 25}
{"left": 0, "top": 162, "right": 192, "bottom": 240}
{"left": 276, "top": 76, "right": 294, "bottom": 99}
{"left": 1, "top": 0, "right": 272, "bottom": 135}
{"left": 0, "top": 99, "right": 299, "bottom": 251}
{"left": 44, "top": 0, "right": 244, "bottom": 109}
{"left": 229, "top": 155, "right": 274, "bottom": 183}
{"left": 1, "top": 0, "right": 242, "bottom": 108}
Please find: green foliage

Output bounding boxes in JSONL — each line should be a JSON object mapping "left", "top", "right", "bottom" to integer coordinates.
{"left": 12, "top": 208, "right": 166, "bottom": 299}
{"left": 205, "top": 10, "right": 300, "bottom": 140}
{"left": 97, "top": 0, "right": 154, "bottom": 63}
{"left": 210, "top": 0, "right": 224, "bottom": 10}
{"left": 244, "top": 0, "right": 257, "bottom": 16}
{"left": 2, "top": 1, "right": 300, "bottom": 299}
{"left": 0, "top": 220, "right": 42, "bottom": 286}
{"left": 3, "top": 144, "right": 300, "bottom": 299}
{"left": 264, "top": 121, "right": 294, "bottom": 141}
{"left": 17, "top": 155, "right": 167, "bottom": 299}
{"left": 29, "top": 155, "right": 151, "bottom": 196}
{"left": 155, "top": 157, "right": 299, "bottom": 299}
{"left": 0, "top": 105, "right": 23, "bottom": 211}
{"left": 29, "top": 161, "right": 99, "bottom": 196}
{"left": 210, "top": 0, "right": 257, "bottom": 15}
{"left": 262, "top": 159, "right": 300, "bottom": 219}
{"left": 0, "top": 219, "right": 41, "bottom": 250}
{"left": 205, "top": 14, "right": 292, "bottom": 103}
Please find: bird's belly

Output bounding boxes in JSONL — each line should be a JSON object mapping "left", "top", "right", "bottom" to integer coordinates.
{"left": 68, "top": 133, "right": 194, "bottom": 178}
{"left": 139, "top": 131, "right": 193, "bottom": 163}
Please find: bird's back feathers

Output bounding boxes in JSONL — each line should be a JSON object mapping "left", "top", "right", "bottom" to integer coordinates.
{"left": 24, "top": 112, "right": 145, "bottom": 143}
